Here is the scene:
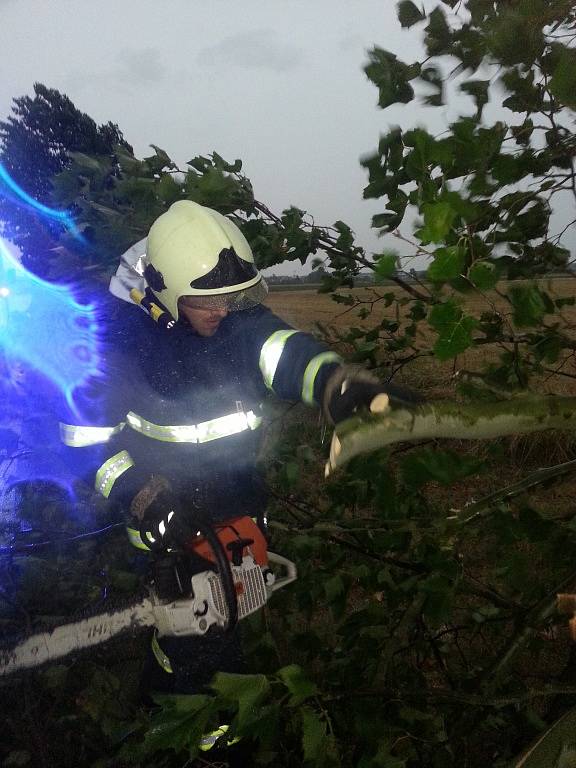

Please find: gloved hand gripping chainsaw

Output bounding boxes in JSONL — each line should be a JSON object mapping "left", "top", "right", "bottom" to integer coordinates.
{"left": 0, "top": 492, "right": 296, "bottom": 677}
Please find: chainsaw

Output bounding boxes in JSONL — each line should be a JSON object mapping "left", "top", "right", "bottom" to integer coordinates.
{"left": 0, "top": 514, "right": 297, "bottom": 677}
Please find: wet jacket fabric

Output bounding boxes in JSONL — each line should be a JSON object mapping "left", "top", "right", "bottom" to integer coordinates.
{"left": 59, "top": 295, "right": 340, "bottom": 697}
{"left": 61, "top": 297, "right": 341, "bottom": 529}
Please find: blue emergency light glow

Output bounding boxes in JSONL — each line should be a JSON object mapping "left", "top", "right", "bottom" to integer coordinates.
{"left": 0, "top": 239, "right": 105, "bottom": 515}
{"left": 0, "top": 167, "right": 106, "bottom": 523}
{"left": 0, "top": 162, "right": 84, "bottom": 241}
{"left": 0, "top": 238, "right": 102, "bottom": 416}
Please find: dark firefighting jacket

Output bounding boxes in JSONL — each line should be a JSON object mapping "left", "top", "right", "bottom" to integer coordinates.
{"left": 60, "top": 297, "right": 341, "bottom": 548}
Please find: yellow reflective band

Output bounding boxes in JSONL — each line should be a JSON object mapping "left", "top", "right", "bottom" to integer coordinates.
{"left": 125, "top": 409, "right": 262, "bottom": 443}
{"left": 259, "top": 329, "right": 299, "bottom": 389}
{"left": 59, "top": 421, "right": 125, "bottom": 447}
{"left": 301, "top": 352, "right": 342, "bottom": 405}
{"left": 94, "top": 451, "right": 134, "bottom": 498}
{"left": 151, "top": 631, "right": 173, "bottom": 674}
{"left": 198, "top": 724, "right": 241, "bottom": 751}
{"left": 126, "top": 526, "right": 152, "bottom": 552}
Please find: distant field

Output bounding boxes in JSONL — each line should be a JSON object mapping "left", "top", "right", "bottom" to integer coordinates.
{"left": 266, "top": 283, "right": 324, "bottom": 292}
{"left": 266, "top": 279, "right": 576, "bottom": 396}
{"left": 267, "top": 278, "right": 576, "bottom": 333}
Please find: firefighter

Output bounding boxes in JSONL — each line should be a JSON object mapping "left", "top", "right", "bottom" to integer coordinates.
{"left": 59, "top": 200, "right": 416, "bottom": 703}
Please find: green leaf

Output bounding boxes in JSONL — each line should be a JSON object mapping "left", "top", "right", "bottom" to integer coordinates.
{"left": 371, "top": 745, "right": 407, "bottom": 767}
{"left": 212, "top": 151, "right": 243, "bottom": 173}
{"left": 39, "top": 664, "right": 69, "bottom": 690}
{"left": 156, "top": 173, "right": 182, "bottom": 206}
{"left": 420, "top": 65, "right": 444, "bottom": 107}
{"left": 549, "top": 46, "right": 576, "bottom": 109}
{"left": 427, "top": 246, "right": 465, "bottom": 282}
{"left": 429, "top": 299, "right": 477, "bottom": 360}
{"left": 145, "top": 144, "right": 174, "bottom": 173}
{"left": 371, "top": 212, "right": 397, "bottom": 229}
{"left": 420, "top": 573, "right": 456, "bottom": 625}
{"left": 324, "top": 574, "right": 346, "bottom": 602}
{"left": 421, "top": 202, "right": 457, "bottom": 243}
{"left": 374, "top": 252, "right": 398, "bottom": 280}
{"left": 185, "top": 167, "right": 247, "bottom": 211}
{"left": 211, "top": 672, "right": 270, "bottom": 729}
{"left": 187, "top": 155, "right": 211, "bottom": 172}
{"left": 460, "top": 79, "right": 490, "bottom": 118}
{"left": 409, "top": 301, "right": 427, "bottom": 321}
{"left": 115, "top": 147, "right": 144, "bottom": 174}
{"left": 108, "top": 568, "right": 140, "bottom": 593}
{"left": 282, "top": 461, "right": 300, "bottom": 488}
{"left": 143, "top": 694, "right": 213, "bottom": 756}
{"left": 488, "top": 10, "right": 543, "bottom": 66}
{"left": 509, "top": 285, "right": 547, "bottom": 327}
{"left": 468, "top": 260, "right": 499, "bottom": 290}
{"left": 68, "top": 151, "right": 106, "bottom": 173}
{"left": 364, "top": 47, "right": 415, "bottom": 109}
{"left": 397, "top": 0, "right": 424, "bottom": 28}
{"left": 425, "top": 6, "right": 452, "bottom": 56}
{"left": 301, "top": 707, "right": 327, "bottom": 763}
{"left": 501, "top": 69, "right": 542, "bottom": 113}
{"left": 401, "top": 448, "right": 485, "bottom": 489}
{"left": 277, "top": 664, "right": 318, "bottom": 706}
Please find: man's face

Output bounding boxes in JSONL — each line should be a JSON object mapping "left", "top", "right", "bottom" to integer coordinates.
{"left": 178, "top": 299, "right": 229, "bottom": 337}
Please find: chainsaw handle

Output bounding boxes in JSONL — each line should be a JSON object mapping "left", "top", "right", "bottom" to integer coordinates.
{"left": 191, "top": 515, "right": 239, "bottom": 632}
{"left": 266, "top": 551, "right": 298, "bottom": 593}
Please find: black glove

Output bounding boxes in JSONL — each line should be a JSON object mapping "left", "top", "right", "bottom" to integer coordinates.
{"left": 323, "top": 366, "right": 424, "bottom": 425}
{"left": 138, "top": 489, "right": 194, "bottom": 551}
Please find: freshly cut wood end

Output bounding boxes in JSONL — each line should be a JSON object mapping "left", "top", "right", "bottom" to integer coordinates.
{"left": 331, "top": 434, "right": 341, "bottom": 460}
{"left": 370, "top": 393, "right": 390, "bottom": 414}
{"left": 325, "top": 434, "right": 342, "bottom": 477}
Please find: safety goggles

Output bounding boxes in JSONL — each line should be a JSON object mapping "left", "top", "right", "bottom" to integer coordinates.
{"left": 178, "top": 279, "right": 268, "bottom": 312}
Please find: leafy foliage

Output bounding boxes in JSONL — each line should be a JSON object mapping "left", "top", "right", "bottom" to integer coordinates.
{"left": 0, "top": 83, "right": 131, "bottom": 279}
{"left": 2, "top": 1, "right": 576, "bottom": 766}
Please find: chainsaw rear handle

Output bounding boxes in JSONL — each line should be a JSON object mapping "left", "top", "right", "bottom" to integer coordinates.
{"left": 193, "top": 515, "right": 238, "bottom": 631}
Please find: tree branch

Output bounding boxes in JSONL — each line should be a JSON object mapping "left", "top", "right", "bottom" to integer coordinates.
{"left": 328, "top": 396, "right": 576, "bottom": 473}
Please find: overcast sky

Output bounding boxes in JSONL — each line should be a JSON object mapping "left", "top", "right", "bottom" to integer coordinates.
{"left": 1, "top": 0, "right": 573, "bottom": 275}
{"left": 0, "top": 0, "right": 433, "bottom": 274}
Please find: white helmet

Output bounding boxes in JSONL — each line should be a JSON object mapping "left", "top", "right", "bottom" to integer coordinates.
{"left": 143, "top": 200, "right": 268, "bottom": 320}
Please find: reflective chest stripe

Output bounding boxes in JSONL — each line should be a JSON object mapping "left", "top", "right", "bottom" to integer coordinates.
{"left": 259, "top": 329, "right": 299, "bottom": 389}
{"left": 126, "top": 525, "right": 152, "bottom": 551}
{"left": 125, "top": 409, "right": 262, "bottom": 443}
{"left": 95, "top": 450, "right": 134, "bottom": 498}
{"left": 59, "top": 421, "right": 125, "bottom": 447}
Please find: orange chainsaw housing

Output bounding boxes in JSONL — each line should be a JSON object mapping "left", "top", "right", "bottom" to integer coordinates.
{"left": 183, "top": 516, "right": 269, "bottom": 567}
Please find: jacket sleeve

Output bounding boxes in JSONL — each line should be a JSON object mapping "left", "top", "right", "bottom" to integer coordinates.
{"left": 248, "top": 305, "right": 342, "bottom": 405}
{"left": 57, "top": 353, "right": 150, "bottom": 509}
